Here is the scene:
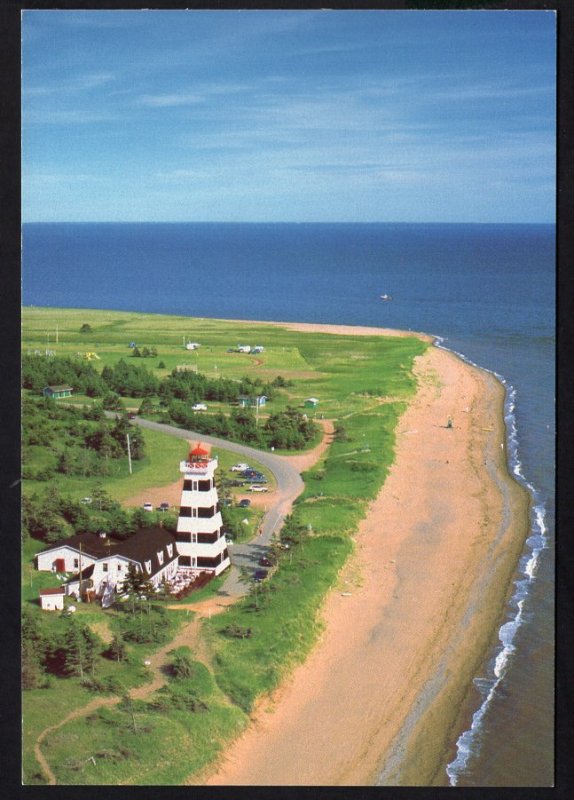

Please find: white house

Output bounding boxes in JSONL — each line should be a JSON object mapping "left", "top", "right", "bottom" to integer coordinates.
{"left": 39, "top": 587, "right": 65, "bottom": 611}
{"left": 36, "top": 528, "right": 179, "bottom": 601}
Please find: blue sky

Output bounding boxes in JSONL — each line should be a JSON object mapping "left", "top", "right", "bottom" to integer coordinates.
{"left": 22, "top": 10, "right": 556, "bottom": 223}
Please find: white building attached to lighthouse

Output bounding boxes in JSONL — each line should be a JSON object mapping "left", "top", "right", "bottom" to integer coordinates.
{"left": 175, "top": 444, "right": 230, "bottom": 577}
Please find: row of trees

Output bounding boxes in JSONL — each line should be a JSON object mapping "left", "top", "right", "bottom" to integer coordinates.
{"left": 23, "top": 353, "right": 291, "bottom": 405}
{"left": 167, "top": 401, "right": 317, "bottom": 450}
{"left": 158, "top": 369, "right": 278, "bottom": 405}
{"left": 23, "top": 484, "right": 177, "bottom": 544}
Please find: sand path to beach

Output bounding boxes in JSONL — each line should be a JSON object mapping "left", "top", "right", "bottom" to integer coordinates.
{"left": 200, "top": 343, "right": 529, "bottom": 786}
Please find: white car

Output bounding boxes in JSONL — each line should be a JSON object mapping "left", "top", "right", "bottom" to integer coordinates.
{"left": 80, "top": 496, "right": 92, "bottom": 505}
{"left": 142, "top": 502, "right": 154, "bottom": 512}
{"left": 249, "top": 485, "right": 268, "bottom": 492}
{"left": 192, "top": 403, "right": 207, "bottom": 411}
{"left": 231, "top": 463, "right": 250, "bottom": 472}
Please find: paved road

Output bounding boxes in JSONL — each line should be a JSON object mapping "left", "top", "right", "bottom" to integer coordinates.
{"left": 131, "top": 417, "right": 305, "bottom": 596}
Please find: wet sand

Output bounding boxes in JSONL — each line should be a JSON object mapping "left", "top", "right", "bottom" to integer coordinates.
{"left": 198, "top": 334, "right": 530, "bottom": 785}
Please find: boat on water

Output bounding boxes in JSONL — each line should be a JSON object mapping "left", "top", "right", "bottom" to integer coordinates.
{"left": 380, "top": 293, "right": 393, "bottom": 301}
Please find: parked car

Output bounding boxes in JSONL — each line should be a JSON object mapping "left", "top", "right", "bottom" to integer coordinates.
{"left": 250, "top": 485, "right": 268, "bottom": 493}
{"left": 192, "top": 403, "right": 207, "bottom": 411}
{"left": 128, "top": 412, "right": 137, "bottom": 420}
{"left": 225, "top": 536, "right": 234, "bottom": 546}
{"left": 231, "top": 463, "right": 250, "bottom": 472}
{"left": 253, "top": 569, "right": 268, "bottom": 582}
{"left": 238, "top": 498, "right": 251, "bottom": 508}
{"left": 278, "top": 542, "right": 290, "bottom": 550}
{"left": 258, "top": 557, "right": 273, "bottom": 567}
{"left": 80, "top": 496, "right": 92, "bottom": 505}
{"left": 142, "top": 502, "right": 153, "bottom": 512}
{"left": 157, "top": 502, "right": 170, "bottom": 512}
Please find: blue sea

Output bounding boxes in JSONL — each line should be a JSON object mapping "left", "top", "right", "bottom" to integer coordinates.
{"left": 22, "top": 222, "right": 555, "bottom": 786}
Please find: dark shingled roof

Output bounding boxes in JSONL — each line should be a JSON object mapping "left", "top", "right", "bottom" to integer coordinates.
{"left": 43, "top": 528, "right": 179, "bottom": 581}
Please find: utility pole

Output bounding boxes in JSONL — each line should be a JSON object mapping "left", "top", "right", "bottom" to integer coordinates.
{"left": 56, "top": 325, "right": 59, "bottom": 344}
{"left": 126, "top": 434, "right": 133, "bottom": 475}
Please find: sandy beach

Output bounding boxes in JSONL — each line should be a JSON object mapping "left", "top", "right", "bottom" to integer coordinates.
{"left": 197, "top": 330, "right": 531, "bottom": 786}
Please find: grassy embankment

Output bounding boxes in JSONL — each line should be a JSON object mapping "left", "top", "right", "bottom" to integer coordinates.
{"left": 22, "top": 307, "right": 427, "bottom": 784}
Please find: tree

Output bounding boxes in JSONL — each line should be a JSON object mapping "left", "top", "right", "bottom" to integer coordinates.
{"left": 63, "top": 621, "right": 99, "bottom": 678}
{"left": 102, "top": 392, "right": 123, "bottom": 411}
{"left": 138, "top": 397, "right": 154, "bottom": 416}
{"left": 22, "top": 608, "right": 46, "bottom": 689}
{"left": 80, "top": 323, "right": 92, "bottom": 334}
{"left": 107, "top": 635, "right": 127, "bottom": 663}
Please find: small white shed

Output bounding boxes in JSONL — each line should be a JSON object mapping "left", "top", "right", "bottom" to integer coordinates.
{"left": 39, "top": 587, "right": 65, "bottom": 611}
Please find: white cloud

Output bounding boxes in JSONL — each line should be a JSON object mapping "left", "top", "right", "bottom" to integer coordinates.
{"left": 137, "top": 93, "right": 204, "bottom": 107}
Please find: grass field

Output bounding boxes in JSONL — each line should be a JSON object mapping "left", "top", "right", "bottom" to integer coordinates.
{"left": 22, "top": 306, "right": 428, "bottom": 785}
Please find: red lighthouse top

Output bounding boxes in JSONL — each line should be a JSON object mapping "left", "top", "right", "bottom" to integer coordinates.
{"left": 189, "top": 443, "right": 209, "bottom": 462}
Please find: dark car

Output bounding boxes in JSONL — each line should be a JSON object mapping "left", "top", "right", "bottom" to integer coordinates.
{"left": 128, "top": 412, "right": 137, "bottom": 420}
{"left": 253, "top": 569, "right": 268, "bottom": 582}
{"left": 238, "top": 498, "right": 251, "bottom": 508}
{"left": 241, "top": 469, "right": 264, "bottom": 479}
{"left": 258, "top": 557, "right": 274, "bottom": 567}
{"left": 157, "top": 502, "right": 170, "bottom": 512}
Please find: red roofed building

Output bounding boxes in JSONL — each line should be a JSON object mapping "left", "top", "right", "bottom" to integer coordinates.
{"left": 39, "top": 586, "right": 65, "bottom": 611}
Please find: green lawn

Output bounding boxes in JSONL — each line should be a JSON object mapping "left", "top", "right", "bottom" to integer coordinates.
{"left": 21, "top": 306, "right": 429, "bottom": 785}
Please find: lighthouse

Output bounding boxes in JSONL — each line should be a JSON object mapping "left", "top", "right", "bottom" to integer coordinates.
{"left": 175, "top": 444, "right": 230, "bottom": 577}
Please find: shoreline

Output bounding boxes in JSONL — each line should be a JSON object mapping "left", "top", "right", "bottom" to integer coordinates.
{"left": 196, "top": 331, "right": 531, "bottom": 786}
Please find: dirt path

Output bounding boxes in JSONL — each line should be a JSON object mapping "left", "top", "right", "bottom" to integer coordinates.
{"left": 33, "top": 597, "right": 232, "bottom": 785}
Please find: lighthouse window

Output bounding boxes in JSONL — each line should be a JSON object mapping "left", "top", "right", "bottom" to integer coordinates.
{"left": 179, "top": 507, "right": 192, "bottom": 517}
{"left": 198, "top": 506, "right": 215, "bottom": 518}
{"left": 198, "top": 479, "right": 211, "bottom": 492}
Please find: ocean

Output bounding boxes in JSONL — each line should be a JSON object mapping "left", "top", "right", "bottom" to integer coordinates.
{"left": 22, "top": 221, "right": 555, "bottom": 787}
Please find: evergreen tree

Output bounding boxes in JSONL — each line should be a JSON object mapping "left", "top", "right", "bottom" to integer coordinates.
{"left": 22, "top": 608, "right": 46, "bottom": 689}
{"left": 63, "top": 621, "right": 99, "bottom": 678}
{"left": 107, "top": 635, "right": 127, "bottom": 663}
